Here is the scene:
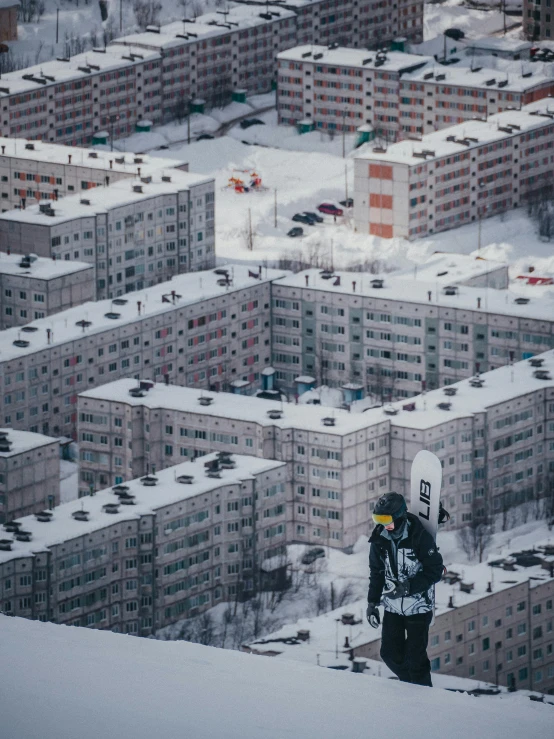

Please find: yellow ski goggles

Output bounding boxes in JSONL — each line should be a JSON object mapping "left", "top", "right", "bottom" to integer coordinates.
{"left": 372, "top": 513, "right": 394, "bottom": 525}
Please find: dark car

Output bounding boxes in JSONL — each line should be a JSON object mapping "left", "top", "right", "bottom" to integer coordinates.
{"left": 444, "top": 27, "right": 465, "bottom": 40}
{"left": 292, "top": 213, "right": 316, "bottom": 225}
{"left": 301, "top": 547, "right": 326, "bottom": 565}
{"left": 287, "top": 227, "right": 304, "bottom": 238}
{"left": 339, "top": 198, "right": 354, "bottom": 208}
{"left": 317, "top": 202, "right": 344, "bottom": 216}
{"left": 302, "top": 210, "right": 324, "bottom": 223}
{"left": 240, "top": 118, "right": 265, "bottom": 129}
{"left": 197, "top": 133, "right": 215, "bottom": 141}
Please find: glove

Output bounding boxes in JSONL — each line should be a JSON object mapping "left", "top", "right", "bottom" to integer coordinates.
{"left": 366, "top": 603, "right": 380, "bottom": 628}
{"left": 386, "top": 580, "right": 410, "bottom": 600}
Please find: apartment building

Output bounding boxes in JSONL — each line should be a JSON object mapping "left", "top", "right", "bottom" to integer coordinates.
{"left": 0, "top": 136, "right": 188, "bottom": 212}
{"left": 270, "top": 268, "right": 553, "bottom": 397}
{"left": 388, "top": 350, "right": 554, "bottom": 528}
{"left": 0, "top": 265, "right": 285, "bottom": 439}
{"left": 0, "top": 252, "right": 95, "bottom": 329}
{"left": 524, "top": 0, "right": 554, "bottom": 41}
{"left": 354, "top": 99, "right": 554, "bottom": 240}
{"left": 77, "top": 380, "right": 391, "bottom": 549}
{"left": 0, "top": 169, "right": 216, "bottom": 298}
{"left": 0, "top": 2, "right": 424, "bottom": 146}
{"left": 352, "top": 553, "right": 554, "bottom": 694}
{"left": 0, "top": 453, "right": 288, "bottom": 636}
{"left": 0, "top": 46, "right": 162, "bottom": 146}
{"left": 277, "top": 46, "right": 554, "bottom": 142}
{"left": 0, "top": 428, "right": 60, "bottom": 523}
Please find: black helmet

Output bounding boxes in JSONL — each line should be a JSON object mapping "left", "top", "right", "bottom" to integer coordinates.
{"left": 372, "top": 492, "right": 407, "bottom": 527}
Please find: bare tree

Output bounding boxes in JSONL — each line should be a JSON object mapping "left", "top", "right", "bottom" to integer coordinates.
{"left": 457, "top": 517, "right": 494, "bottom": 563}
{"left": 133, "top": 0, "right": 162, "bottom": 29}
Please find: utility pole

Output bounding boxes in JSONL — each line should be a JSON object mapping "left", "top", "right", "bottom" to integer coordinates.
{"left": 344, "top": 163, "right": 348, "bottom": 202}
{"left": 342, "top": 110, "right": 346, "bottom": 158}
{"left": 248, "top": 208, "right": 253, "bottom": 251}
{"left": 274, "top": 189, "right": 277, "bottom": 228}
{"left": 56, "top": 8, "right": 59, "bottom": 44}
{"left": 120, "top": 0, "right": 123, "bottom": 32}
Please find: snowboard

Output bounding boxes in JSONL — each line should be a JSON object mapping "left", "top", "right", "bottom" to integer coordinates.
{"left": 410, "top": 450, "right": 442, "bottom": 542}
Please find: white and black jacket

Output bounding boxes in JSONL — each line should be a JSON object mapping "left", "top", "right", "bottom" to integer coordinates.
{"left": 367, "top": 513, "right": 444, "bottom": 617}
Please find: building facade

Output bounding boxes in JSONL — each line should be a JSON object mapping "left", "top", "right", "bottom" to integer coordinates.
{"left": 354, "top": 99, "right": 554, "bottom": 240}
{"left": 0, "top": 453, "right": 288, "bottom": 636}
{"left": 353, "top": 573, "right": 554, "bottom": 694}
{"left": 0, "top": 252, "right": 95, "bottom": 329}
{"left": 0, "top": 137, "right": 188, "bottom": 212}
{"left": 270, "top": 269, "right": 554, "bottom": 397}
{"left": 0, "top": 1, "right": 424, "bottom": 145}
{"left": 0, "top": 47, "right": 162, "bottom": 147}
{"left": 76, "top": 381, "right": 391, "bottom": 550}
{"left": 277, "top": 46, "right": 554, "bottom": 142}
{"left": 0, "top": 428, "right": 60, "bottom": 522}
{"left": 0, "top": 170, "right": 216, "bottom": 298}
{"left": 388, "top": 352, "right": 554, "bottom": 529}
{"left": 0, "top": 266, "right": 284, "bottom": 439}
{"left": 524, "top": 0, "right": 554, "bottom": 41}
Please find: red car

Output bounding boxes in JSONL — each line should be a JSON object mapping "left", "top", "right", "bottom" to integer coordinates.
{"left": 317, "top": 202, "right": 343, "bottom": 216}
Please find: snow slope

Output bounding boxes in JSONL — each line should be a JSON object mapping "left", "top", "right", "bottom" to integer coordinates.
{"left": 0, "top": 615, "right": 550, "bottom": 739}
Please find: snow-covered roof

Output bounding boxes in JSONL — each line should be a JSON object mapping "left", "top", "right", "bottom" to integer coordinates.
{"left": 0, "top": 453, "right": 285, "bottom": 564}
{"left": 0, "top": 47, "right": 160, "bottom": 97}
{"left": 0, "top": 251, "right": 93, "bottom": 280}
{"left": 113, "top": 5, "right": 296, "bottom": 51}
{"left": 0, "top": 0, "right": 19, "bottom": 7}
{"left": 0, "top": 137, "right": 188, "bottom": 174}
{"left": 0, "top": 170, "right": 213, "bottom": 226}
{"left": 273, "top": 268, "right": 554, "bottom": 321}
{"left": 277, "top": 45, "right": 431, "bottom": 73}
{"left": 79, "top": 380, "right": 387, "bottom": 435}
{"left": 466, "top": 37, "right": 532, "bottom": 53}
{"left": 2, "top": 615, "right": 551, "bottom": 739}
{"left": 403, "top": 62, "right": 551, "bottom": 93}
{"left": 393, "top": 253, "right": 508, "bottom": 283}
{"left": 387, "top": 350, "right": 554, "bottom": 430}
{"left": 0, "top": 266, "right": 287, "bottom": 362}
{"left": 357, "top": 99, "right": 554, "bottom": 166}
{"left": 0, "top": 428, "right": 58, "bottom": 457}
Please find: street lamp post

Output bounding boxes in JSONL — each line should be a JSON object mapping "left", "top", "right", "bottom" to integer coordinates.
{"left": 477, "top": 179, "right": 486, "bottom": 251}
{"left": 187, "top": 97, "right": 193, "bottom": 145}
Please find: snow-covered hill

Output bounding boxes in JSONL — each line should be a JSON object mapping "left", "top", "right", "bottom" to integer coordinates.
{"left": 0, "top": 615, "right": 550, "bottom": 739}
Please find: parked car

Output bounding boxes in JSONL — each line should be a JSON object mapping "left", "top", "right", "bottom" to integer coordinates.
{"left": 292, "top": 213, "right": 316, "bottom": 225}
{"left": 317, "top": 203, "right": 344, "bottom": 216}
{"left": 301, "top": 547, "right": 326, "bottom": 565}
{"left": 444, "top": 27, "right": 464, "bottom": 40}
{"left": 197, "top": 133, "right": 215, "bottom": 141}
{"left": 287, "top": 227, "right": 304, "bottom": 238}
{"left": 302, "top": 211, "right": 324, "bottom": 223}
{"left": 240, "top": 118, "right": 265, "bottom": 129}
{"left": 339, "top": 198, "right": 354, "bottom": 208}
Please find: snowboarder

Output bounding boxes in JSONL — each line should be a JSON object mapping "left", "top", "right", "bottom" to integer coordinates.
{"left": 366, "top": 492, "right": 444, "bottom": 687}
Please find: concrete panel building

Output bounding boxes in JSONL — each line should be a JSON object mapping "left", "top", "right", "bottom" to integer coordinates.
{"left": 0, "top": 265, "right": 285, "bottom": 439}
{"left": 354, "top": 99, "right": 554, "bottom": 240}
{"left": 0, "top": 169, "right": 216, "bottom": 298}
{"left": 270, "top": 268, "right": 554, "bottom": 397}
{"left": 0, "top": 428, "right": 60, "bottom": 522}
{"left": 0, "top": 2, "right": 424, "bottom": 145}
{"left": 277, "top": 46, "right": 554, "bottom": 142}
{"left": 0, "top": 453, "right": 288, "bottom": 635}
{"left": 387, "top": 350, "right": 554, "bottom": 528}
{"left": 0, "top": 136, "right": 188, "bottom": 212}
{"left": 0, "top": 46, "right": 162, "bottom": 146}
{"left": 76, "top": 380, "right": 391, "bottom": 549}
{"left": 524, "top": 0, "right": 554, "bottom": 41}
{"left": 0, "top": 252, "right": 95, "bottom": 329}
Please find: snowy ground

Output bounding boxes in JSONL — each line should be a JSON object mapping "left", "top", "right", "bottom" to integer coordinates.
{"left": 1, "top": 615, "right": 551, "bottom": 739}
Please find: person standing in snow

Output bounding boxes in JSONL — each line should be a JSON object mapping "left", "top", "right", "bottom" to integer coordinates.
{"left": 366, "top": 492, "right": 444, "bottom": 687}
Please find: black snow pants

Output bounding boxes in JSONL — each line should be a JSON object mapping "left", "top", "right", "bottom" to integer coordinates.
{"left": 380, "top": 610, "right": 433, "bottom": 687}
